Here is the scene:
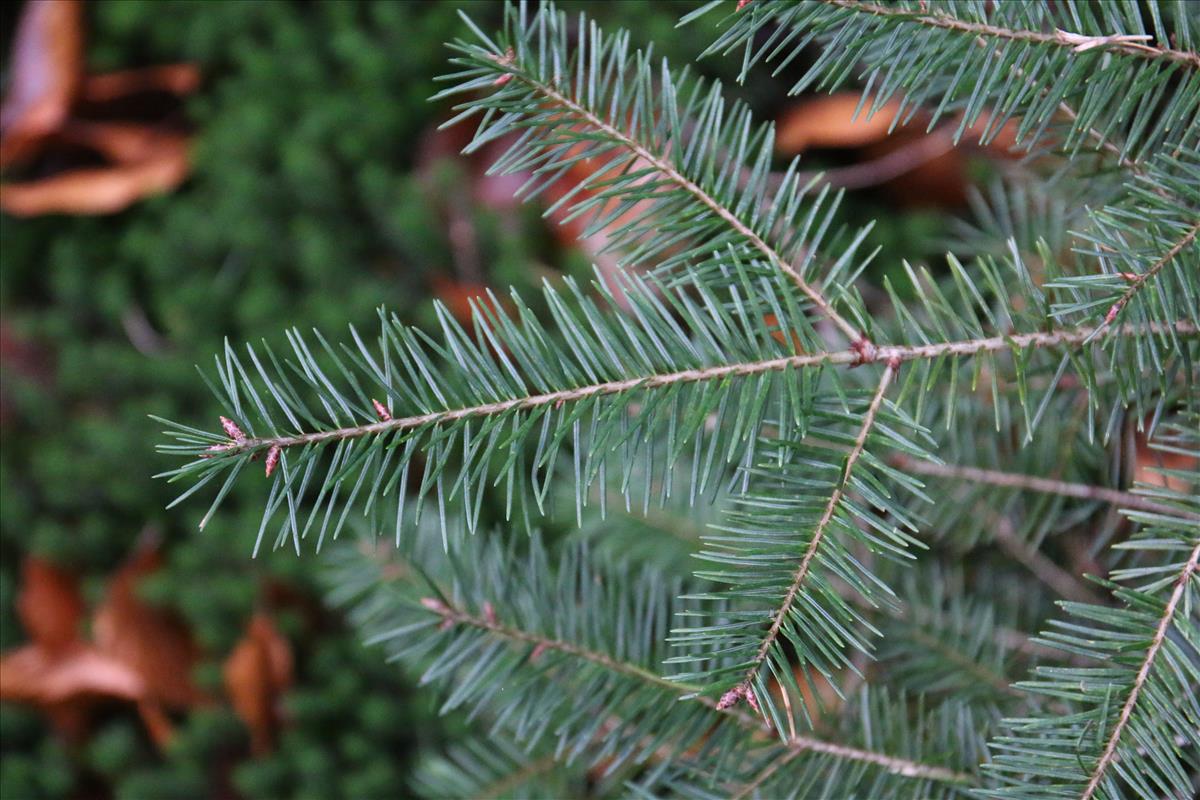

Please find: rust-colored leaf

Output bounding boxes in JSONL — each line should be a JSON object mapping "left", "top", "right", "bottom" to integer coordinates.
{"left": 0, "top": 643, "right": 144, "bottom": 706}
{"left": 0, "top": 2, "right": 197, "bottom": 216}
{"left": 81, "top": 63, "right": 201, "bottom": 105}
{"left": 92, "top": 542, "right": 205, "bottom": 711}
{"left": 1134, "top": 433, "right": 1198, "bottom": 494}
{"left": 223, "top": 613, "right": 293, "bottom": 755}
{"left": 15, "top": 557, "right": 84, "bottom": 653}
{"left": 775, "top": 94, "right": 907, "bottom": 154}
{"left": 0, "top": 136, "right": 189, "bottom": 216}
{"left": 0, "top": 0, "right": 84, "bottom": 168}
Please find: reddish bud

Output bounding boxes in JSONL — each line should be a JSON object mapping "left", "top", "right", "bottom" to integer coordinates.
{"left": 372, "top": 398, "right": 392, "bottom": 422}
{"left": 482, "top": 601, "right": 497, "bottom": 625}
{"left": 420, "top": 597, "right": 450, "bottom": 615}
{"left": 220, "top": 416, "right": 246, "bottom": 442}
{"left": 717, "top": 686, "right": 745, "bottom": 710}
{"left": 493, "top": 72, "right": 514, "bottom": 87}
{"left": 201, "top": 444, "right": 232, "bottom": 459}
{"left": 745, "top": 688, "right": 760, "bottom": 713}
{"left": 530, "top": 642, "right": 549, "bottom": 662}
{"left": 1104, "top": 303, "right": 1122, "bottom": 325}
{"left": 736, "top": 0, "right": 752, "bottom": 10}
{"left": 264, "top": 445, "right": 282, "bottom": 478}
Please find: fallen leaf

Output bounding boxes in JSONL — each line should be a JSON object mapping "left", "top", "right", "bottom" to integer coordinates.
{"left": 0, "top": 0, "right": 84, "bottom": 168}
{"left": 15, "top": 557, "right": 84, "bottom": 652}
{"left": 1133, "top": 432, "right": 1197, "bottom": 494}
{"left": 0, "top": 0, "right": 197, "bottom": 216}
{"left": 224, "top": 612, "right": 293, "bottom": 755}
{"left": 0, "top": 135, "right": 189, "bottom": 216}
{"left": 0, "top": 643, "right": 144, "bottom": 705}
{"left": 775, "top": 93, "right": 908, "bottom": 154}
{"left": 0, "top": 554, "right": 145, "bottom": 742}
{"left": 92, "top": 541, "right": 205, "bottom": 711}
{"left": 80, "top": 63, "right": 201, "bottom": 105}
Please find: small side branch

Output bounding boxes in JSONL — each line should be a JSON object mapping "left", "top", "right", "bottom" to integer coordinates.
{"left": 735, "top": 359, "right": 899, "bottom": 696}
{"left": 824, "top": 0, "right": 1200, "bottom": 68}
{"left": 1101, "top": 219, "right": 1200, "bottom": 328}
{"left": 893, "top": 456, "right": 1196, "bottom": 519}
{"left": 525, "top": 79, "right": 864, "bottom": 344}
{"left": 1079, "top": 540, "right": 1200, "bottom": 800}
{"left": 420, "top": 595, "right": 971, "bottom": 786}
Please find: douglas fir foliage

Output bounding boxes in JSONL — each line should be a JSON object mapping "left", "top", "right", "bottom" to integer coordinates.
{"left": 158, "top": 2, "right": 1199, "bottom": 798}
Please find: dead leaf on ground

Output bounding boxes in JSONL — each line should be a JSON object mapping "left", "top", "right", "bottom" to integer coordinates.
{"left": 93, "top": 541, "right": 206, "bottom": 711}
{"left": 0, "top": 0, "right": 83, "bottom": 168}
{"left": 0, "top": 555, "right": 146, "bottom": 741}
{"left": 775, "top": 94, "right": 910, "bottom": 154}
{"left": 0, "top": 541, "right": 205, "bottom": 748}
{"left": 224, "top": 612, "right": 293, "bottom": 755}
{"left": 1133, "top": 431, "right": 1198, "bottom": 494}
{"left": 774, "top": 92, "right": 1024, "bottom": 207}
{"left": 0, "top": 0, "right": 198, "bottom": 216}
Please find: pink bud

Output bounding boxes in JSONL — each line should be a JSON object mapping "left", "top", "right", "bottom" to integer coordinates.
{"left": 717, "top": 687, "right": 744, "bottom": 710}
{"left": 420, "top": 597, "right": 450, "bottom": 615}
{"left": 493, "top": 72, "right": 514, "bottom": 87}
{"left": 482, "top": 601, "right": 497, "bottom": 625}
{"left": 745, "top": 688, "right": 760, "bottom": 713}
{"left": 1104, "top": 304, "right": 1121, "bottom": 325}
{"left": 736, "top": 0, "right": 752, "bottom": 10}
{"left": 372, "top": 398, "right": 392, "bottom": 422}
{"left": 201, "top": 444, "right": 232, "bottom": 459}
{"left": 264, "top": 445, "right": 282, "bottom": 478}
{"left": 530, "top": 642, "right": 548, "bottom": 662}
{"left": 220, "top": 416, "right": 246, "bottom": 442}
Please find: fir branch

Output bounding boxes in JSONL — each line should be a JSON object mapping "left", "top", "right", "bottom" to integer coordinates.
{"left": 1099, "top": 217, "right": 1200, "bottom": 328}
{"left": 824, "top": 0, "right": 1200, "bottom": 68}
{"left": 1079, "top": 538, "right": 1200, "bottom": 800}
{"left": 891, "top": 455, "right": 1193, "bottom": 518}
{"left": 215, "top": 319, "right": 1199, "bottom": 456}
{"left": 421, "top": 597, "right": 972, "bottom": 786}
{"left": 523, "top": 77, "right": 863, "bottom": 344}
{"left": 736, "top": 359, "right": 899, "bottom": 695}
{"left": 989, "top": 513, "right": 1103, "bottom": 605}
{"left": 349, "top": 531, "right": 973, "bottom": 788}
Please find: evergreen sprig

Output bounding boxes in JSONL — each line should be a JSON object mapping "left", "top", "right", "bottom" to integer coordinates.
{"left": 691, "top": 0, "right": 1200, "bottom": 162}
{"left": 154, "top": 1, "right": 1200, "bottom": 796}
{"left": 984, "top": 417, "right": 1200, "bottom": 800}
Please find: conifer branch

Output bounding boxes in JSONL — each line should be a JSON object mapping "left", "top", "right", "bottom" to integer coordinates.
{"left": 219, "top": 319, "right": 1198, "bottom": 456}
{"left": 418, "top": 593, "right": 971, "bottom": 785}
{"left": 892, "top": 455, "right": 1194, "bottom": 518}
{"left": 737, "top": 359, "right": 898, "bottom": 694}
{"left": 823, "top": 0, "right": 1200, "bottom": 68}
{"left": 522, "top": 77, "right": 863, "bottom": 343}
{"left": 1078, "top": 538, "right": 1200, "bottom": 800}
{"left": 1099, "top": 218, "right": 1200, "bottom": 327}
{"left": 989, "top": 515, "right": 1104, "bottom": 605}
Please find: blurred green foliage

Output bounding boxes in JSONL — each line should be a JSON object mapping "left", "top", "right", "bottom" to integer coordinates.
{"left": 1, "top": 1, "right": 948, "bottom": 796}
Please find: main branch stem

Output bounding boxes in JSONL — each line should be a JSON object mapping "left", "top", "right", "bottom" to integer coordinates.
{"left": 228, "top": 320, "right": 1198, "bottom": 454}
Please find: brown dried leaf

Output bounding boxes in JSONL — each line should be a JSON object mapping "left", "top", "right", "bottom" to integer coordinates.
{"left": 1134, "top": 434, "right": 1198, "bottom": 494}
{"left": 0, "top": 136, "right": 189, "bottom": 216}
{"left": 81, "top": 63, "right": 201, "bottom": 105}
{"left": 0, "top": 643, "right": 144, "bottom": 705}
{"left": 16, "top": 557, "right": 84, "bottom": 653}
{"left": 775, "top": 94, "right": 908, "bottom": 154}
{"left": 0, "top": 0, "right": 84, "bottom": 168}
{"left": 92, "top": 542, "right": 204, "bottom": 710}
{"left": 223, "top": 613, "right": 293, "bottom": 755}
